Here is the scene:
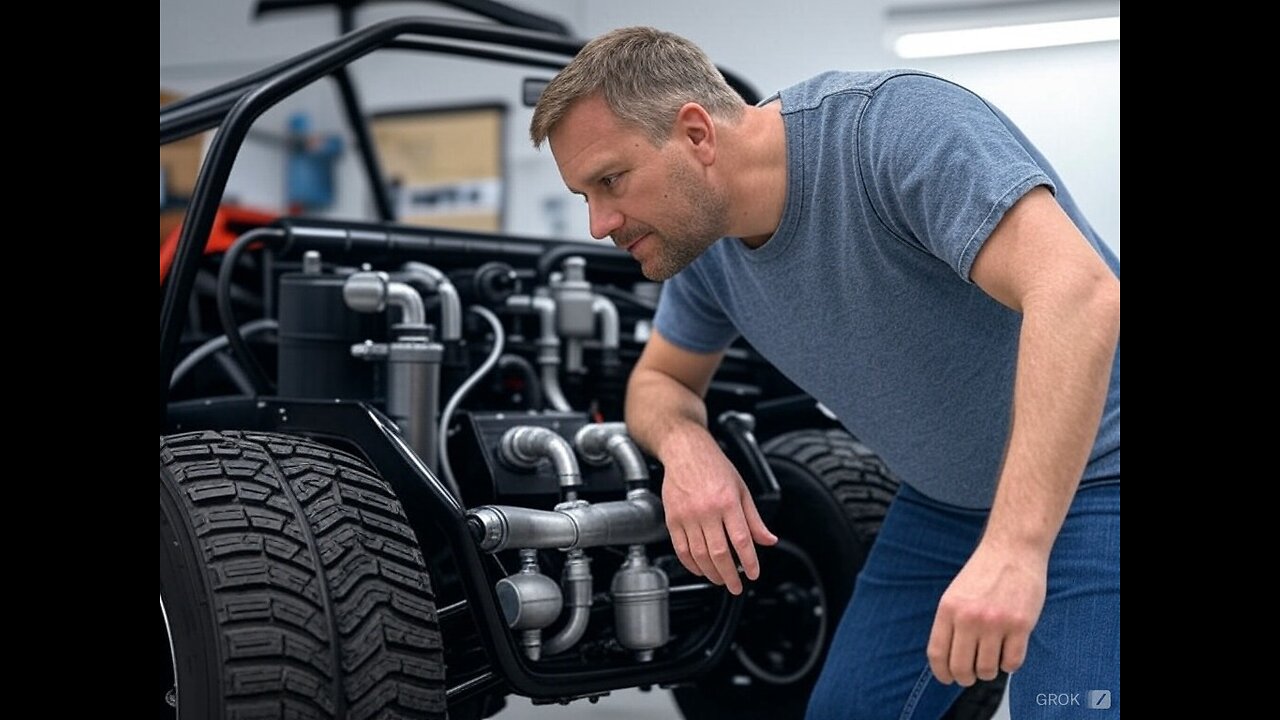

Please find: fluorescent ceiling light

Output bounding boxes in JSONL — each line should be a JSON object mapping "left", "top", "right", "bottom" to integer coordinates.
{"left": 894, "top": 16, "right": 1119, "bottom": 58}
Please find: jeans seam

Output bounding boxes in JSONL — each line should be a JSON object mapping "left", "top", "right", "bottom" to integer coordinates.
{"left": 898, "top": 666, "right": 935, "bottom": 720}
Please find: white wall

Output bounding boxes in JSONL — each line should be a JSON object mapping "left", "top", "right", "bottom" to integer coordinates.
{"left": 160, "top": 1, "right": 1119, "bottom": 253}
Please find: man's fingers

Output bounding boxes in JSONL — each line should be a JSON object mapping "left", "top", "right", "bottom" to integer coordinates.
{"left": 684, "top": 526, "right": 724, "bottom": 585}
{"left": 1000, "top": 630, "right": 1028, "bottom": 675}
{"left": 740, "top": 489, "right": 778, "bottom": 547}
{"left": 948, "top": 623, "right": 979, "bottom": 687}
{"left": 668, "top": 525, "right": 700, "bottom": 578}
{"left": 723, "top": 509, "right": 759, "bottom": 582}
{"left": 702, "top": 523, "right": 743, "bottom": 594}
{"left": 926, "top": 612, "right": 955, "bottom": 685}
{"left": 975, "top": 635, "right": 1003, "bottom": 682}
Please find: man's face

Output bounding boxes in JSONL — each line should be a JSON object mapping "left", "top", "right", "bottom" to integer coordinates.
{"left": 548, "top": 95, "right": 728, "bottom": 281}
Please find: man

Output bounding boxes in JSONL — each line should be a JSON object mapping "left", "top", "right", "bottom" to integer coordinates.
{"left": 531, "top": 27, "right": 1120, "bottom": 718}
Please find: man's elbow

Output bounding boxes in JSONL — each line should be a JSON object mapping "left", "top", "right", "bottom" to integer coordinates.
{"left": 1084, "top": 270, "right": 1120, "bottom": 345}
{"left": 626, "top": 364, "right": 659, "bottom": 398}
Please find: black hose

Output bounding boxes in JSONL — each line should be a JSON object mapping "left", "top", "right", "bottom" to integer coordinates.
{"left": 535, "top": 244, "right": 631, "bottom": 283}
{"left": 216, "top": 228, "right": 286, "bottom": 395}
{"left": 497, "top": 353, "right": 544, "bottom": 409}
{"left": 171, "top": 318, "right": 280, "bottom": 389}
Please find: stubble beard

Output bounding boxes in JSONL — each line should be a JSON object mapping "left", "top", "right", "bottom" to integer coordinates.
{"left": 635, "top": 160, "right": 730, "bottom": 282}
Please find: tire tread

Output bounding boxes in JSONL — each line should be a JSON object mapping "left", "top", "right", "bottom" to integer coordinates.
{"left": 160, "top": 430, "right": 445, "bottom": 719}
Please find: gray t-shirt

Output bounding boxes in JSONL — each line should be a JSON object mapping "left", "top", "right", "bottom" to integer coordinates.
{"left": 654, "top": 70, "right": 1121, "bottom": 508}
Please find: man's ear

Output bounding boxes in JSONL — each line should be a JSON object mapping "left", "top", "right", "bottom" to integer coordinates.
{"left": 673, "top": 102, "right": 716, "bottom": 165}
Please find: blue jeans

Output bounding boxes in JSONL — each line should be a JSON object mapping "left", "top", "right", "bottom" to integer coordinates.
{"left": 805, "top": 482, "right": 1120, "bottom": 719}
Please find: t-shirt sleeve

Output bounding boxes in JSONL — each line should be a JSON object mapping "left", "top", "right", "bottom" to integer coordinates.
{"left": 859, "top": 74, "right": 1056, "bottom": 281}
{"left": 653, "top": 265, "right": 740, "bottom": 353}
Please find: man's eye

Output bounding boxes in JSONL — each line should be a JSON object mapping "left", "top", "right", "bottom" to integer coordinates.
{"left": 602, "top": 174, "right": 621, "bottom": 189}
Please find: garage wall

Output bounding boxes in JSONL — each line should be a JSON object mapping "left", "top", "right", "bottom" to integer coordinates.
{"left": 160, "top": 0, "right": 585, "bottom": 230}
{"left": 160, "top": 1, "right": 1118, "bottom": 254}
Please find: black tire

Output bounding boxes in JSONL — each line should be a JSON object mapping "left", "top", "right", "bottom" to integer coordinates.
{"left": 764, "top": 429, "right": 899, "bottom": 542}
{"left": 672, "top": 429, "right": 1004, "bottom": 720}
{"left": 159, "top": 430, "right": 446, "bottom": 719}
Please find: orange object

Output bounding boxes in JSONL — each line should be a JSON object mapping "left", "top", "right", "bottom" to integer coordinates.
{"left": 159, "top": 206, "right": 280, "bottom": 285}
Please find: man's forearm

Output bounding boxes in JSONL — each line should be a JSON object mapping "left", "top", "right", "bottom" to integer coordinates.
{"left": 625, "top": 367, "right": 718, "bottom": 462}
{"left": 984, "top": 275, "right": 1120, "bottom": 554}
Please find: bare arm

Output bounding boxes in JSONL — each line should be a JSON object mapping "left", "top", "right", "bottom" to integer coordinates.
{"left": 626, "top": 330, "right": 776, "bottom": 594}
{"left": 927, "top": 186, "right": 1121, "bottom": 686}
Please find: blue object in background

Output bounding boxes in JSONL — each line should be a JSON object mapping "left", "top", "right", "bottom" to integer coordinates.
{"left": 286, "top": 112, "right": 343, "bottom": 212}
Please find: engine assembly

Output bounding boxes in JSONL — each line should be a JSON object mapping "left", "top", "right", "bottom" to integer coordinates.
{"left": 271, "top": 248, "right": 674, "bottom": 666}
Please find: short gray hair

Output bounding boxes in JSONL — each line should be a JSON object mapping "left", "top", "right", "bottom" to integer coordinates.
{"left": 530, "top": 27, "right": 744, "bottom": 148}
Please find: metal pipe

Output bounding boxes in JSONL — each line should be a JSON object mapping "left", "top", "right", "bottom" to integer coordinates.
{"left": 541, "top": 365, "right": 572, "bottom": 412}
{"left": 564, "top": 338, "right": 584, "bottom": 375}
{"left": 400, "top": 261, "right": 462, "bottom": 341}
{"left": 468, "top": 505, "right": 577, "bottom": 551}
{"left": 542, "top": 549, "right": 591, "bottom": 656}
{"left": 467, "top": 491, "right": 666, "bottom": 552}
{"left": 505, "top": 294, "right": 558, "bottom": 350}
{"left": 570, "top": 491, "right": 665, "bottom": 547}
{"left": 505, "top": 295, "right": 571, "bottom": 411}
{"left": 499, "top": 426, "right": 581, "bottom": 494}
{"left": 343, "top": 271, "right": 426, "bottom": 325}
{"left": 574, "top": 423, "right": 648, "bottom": 486}
{"left": 388, "top": 283, "right": 426, "bottom": 326}
{"left": 591, "top": 295, "right": 619, "bottom": 351}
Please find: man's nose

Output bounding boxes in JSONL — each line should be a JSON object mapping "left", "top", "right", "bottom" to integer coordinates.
{"left": 588, "top": 202, "right": 624, "bottom": 241}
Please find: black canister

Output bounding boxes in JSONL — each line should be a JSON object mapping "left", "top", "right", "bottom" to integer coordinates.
{"left": 277, "top": 271, "right": 385, "bottom": 399}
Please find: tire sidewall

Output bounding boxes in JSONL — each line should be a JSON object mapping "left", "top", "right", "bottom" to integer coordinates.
{"left": 159, "top": 465, "right": 221, "bottom": 719}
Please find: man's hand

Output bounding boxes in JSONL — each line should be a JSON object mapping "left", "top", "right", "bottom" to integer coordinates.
{"left": 624, "top": 331, "right": 776, "bottom": 595}
{"left": 662, "top": 446, "right": 777, "bottom": 595}
{"left": 927, "top": 541, "right": 1048, "bottom": 686}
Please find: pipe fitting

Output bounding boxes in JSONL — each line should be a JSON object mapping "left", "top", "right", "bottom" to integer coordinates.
{"left": 499, "top": 426, "right": 582, "bottom": 494}
{"left": 343, "top": 270, "right": 426, "bottom": 326}
{"left": 399, "top": 261, "right": 462, "bottom": 341}
{"left": 574, "top": 422, "right": 649, "bottom": 487}
{"left": 591, "top": 294, "right": 620, "bottom": 351}
{"left": 506, "top": 294, "right": 571, "bottom": 411}
{"left": 542, "top": 549, "right": 592, "bottom": 656}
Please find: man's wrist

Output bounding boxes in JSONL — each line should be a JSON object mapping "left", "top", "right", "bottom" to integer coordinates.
{"left": 653, "top": 420, "right": 716, "bottom": 468}
{"left": 979, "top": 522, "right": 1056, "bottom": 560}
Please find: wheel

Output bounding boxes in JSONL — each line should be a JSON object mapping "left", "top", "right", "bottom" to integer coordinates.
{"left": 672, "top": 429, "right": 1005, "bottom": 720}
{"left": 159, "top": 430, "right": 446, "bottom": 719}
